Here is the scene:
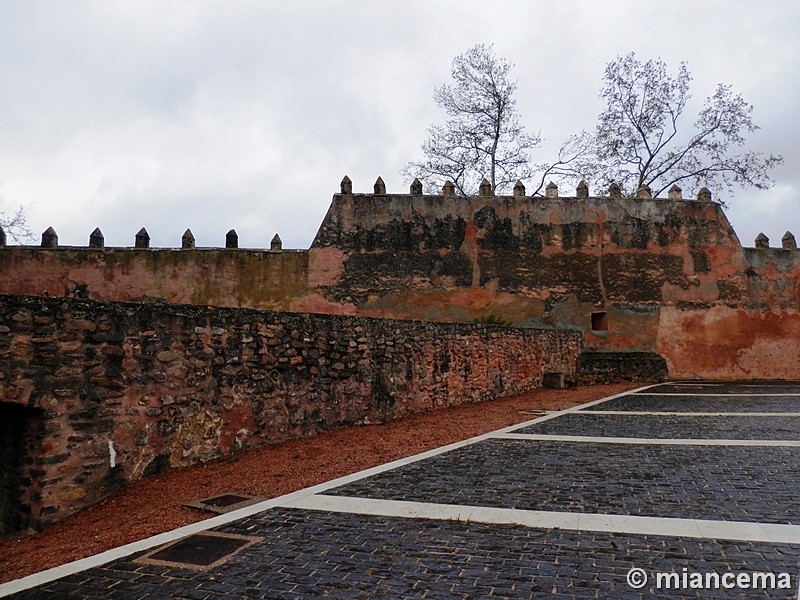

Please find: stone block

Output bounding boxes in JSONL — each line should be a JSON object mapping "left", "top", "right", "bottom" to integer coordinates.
{"left": 542, "top": 372, "right": 565, "bottom": 389}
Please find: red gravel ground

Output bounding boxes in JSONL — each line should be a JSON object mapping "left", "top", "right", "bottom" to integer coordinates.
{"left": 0, "top": 382, "right": 639, "bottom": 584}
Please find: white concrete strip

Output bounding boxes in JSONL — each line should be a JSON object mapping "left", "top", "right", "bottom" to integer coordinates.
{"left": 571, "top": 410, "right": 800, "bottom": 417}
{"left": 0, "top": 384, "right": 656, "bottom": 597}
{"left": 283, "top": 493, "right": 480, "bottom": 523}
{"left": 281, "top": 494, "right": 800, "bottom": 544}
{"left": 492, "top": 433, "right": 800, "bottom": 446}
{"left": 668, "top": 383, "right": 730, "bottom": 386}
{"left": 633, "top": 392, "right": 800, "bottom": 397}
{"left": 505, "top": 382, "right": 664, "bottom": 427}
{"left": 667, "top": 383, "right": 800, "bottom": 387}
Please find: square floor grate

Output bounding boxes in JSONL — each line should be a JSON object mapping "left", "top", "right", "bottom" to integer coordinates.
{"left": 135, "top": 531, "right": 261, "bottom": 571}
{"left": 184, "top": 493, "right": 265, "bottom": 514}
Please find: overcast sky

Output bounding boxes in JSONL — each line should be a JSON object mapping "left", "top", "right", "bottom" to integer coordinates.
{"left": 1, "top": 0, "right": 797, "bottom": 249}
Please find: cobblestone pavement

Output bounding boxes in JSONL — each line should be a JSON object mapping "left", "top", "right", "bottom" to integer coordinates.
{"left": 584, "top": 394, "right": 800, "bottom": 413}
{"left": 634, "top": 384, "right": 800, "bottom": 395}
{"left": 5, "top": 382, "right": 800, "bottom": 599}
{"left": 323, "top": 439, "right": 800, "bottom": 524}
{"left": 515, "top": 414, "right": 800, "bottom": 440}
{"left": 13, "top": 509, "right": 800, "bottom": 599}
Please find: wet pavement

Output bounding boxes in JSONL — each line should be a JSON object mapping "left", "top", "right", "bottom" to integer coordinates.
{"left": 3, "top": 382, "right": 800, "bottom": 599}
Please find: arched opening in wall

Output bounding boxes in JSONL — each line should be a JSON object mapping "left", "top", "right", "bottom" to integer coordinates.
{"left": 0, "top": 402, "right": 42, "bottom": 534}
{"left": 591, "top": 312, "right": 609, "bottom": 332}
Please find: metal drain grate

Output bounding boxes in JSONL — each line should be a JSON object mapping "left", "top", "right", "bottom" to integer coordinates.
{"left": 184, "top": 493, "right": 265, "bottom": 514}
{"left": 135, "top": 531, "right": 261, "bottom": 571}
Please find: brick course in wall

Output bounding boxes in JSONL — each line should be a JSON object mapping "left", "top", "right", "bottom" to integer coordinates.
{"left": 0, "top": 294, "right": 581, "bottom": 531}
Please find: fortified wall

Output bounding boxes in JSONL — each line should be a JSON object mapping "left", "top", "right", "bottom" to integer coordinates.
{"left": 2, "top": 177, "right": 798, "bottom": 380}
{"left": 0, "top": 294, "right": 580, "bottom": 531}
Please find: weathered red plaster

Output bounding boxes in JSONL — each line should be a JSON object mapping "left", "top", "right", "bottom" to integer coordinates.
{"left": 657, "top": 306, "right": 800, "bottom": 379}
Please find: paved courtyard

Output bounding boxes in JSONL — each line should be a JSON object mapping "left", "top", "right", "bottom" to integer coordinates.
{"left": 3, "top": 382, "right": 800, "bottom": 598}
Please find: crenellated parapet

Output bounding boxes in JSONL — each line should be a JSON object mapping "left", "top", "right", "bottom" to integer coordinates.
{"left": 2, "top": 176, "right": 793, "bottom": 258}
{"left": 314, "top": 175, "right": 797, "bottom": 252}
{"left": 0, "top": 225, "right": 288, "bottom": 252}
{"left": 0, "top": 176, "right": 795, "bottom": 262}
{"left": 753, "top": 231, "right": 799, "bottom": 250}
{"left": 338, "top": 175, "right": 717, "bottom": 203}
{"left": 325, "top": 175, "right": 797, "bottom": 253}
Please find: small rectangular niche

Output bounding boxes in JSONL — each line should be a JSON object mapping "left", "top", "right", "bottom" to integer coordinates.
{"left": 591, "top": 311, "right": 609, "bottom": 332}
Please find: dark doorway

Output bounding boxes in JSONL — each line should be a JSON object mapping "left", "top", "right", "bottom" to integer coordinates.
{"left": 0, "top": 403, "right": 39, "bottom": 534}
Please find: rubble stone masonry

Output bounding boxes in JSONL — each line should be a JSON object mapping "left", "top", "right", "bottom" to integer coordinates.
{"left": 0, "top": 294, "right": 580, "bottom": 531}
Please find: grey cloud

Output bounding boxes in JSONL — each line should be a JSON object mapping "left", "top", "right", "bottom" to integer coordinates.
{"left": 0, "top": 0, "right": 797, "bottom": 249}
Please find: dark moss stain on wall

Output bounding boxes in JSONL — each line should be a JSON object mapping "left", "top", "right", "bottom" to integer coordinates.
{"left": 314, "top": 199, "right": 467, "bottom": 252}
{"left": 610, "top": 215, "right": 651, "bottom": 249}
{"left": 479, "top": 252, "right": 603, "bottom": 304}
{"left": 561, "top": 222, "right": 595, "bottom": 250}
{"left": 474, "top": 206, "right": 519, "bottom": 252}
{"left": 603, "top": 254, "right": 687, "bottom": 302}
{"left": 330, "top": 252, "right": 473, "bottom": 303}
{"left": 518, "top": 215, "right": 554, "bottom": 255}
{"left": 690, "top": 250, "right": 712, "bottom": 274}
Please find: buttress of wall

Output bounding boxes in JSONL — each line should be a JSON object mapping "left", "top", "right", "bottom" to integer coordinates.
{"left": 0, "top": 294, "right": 581, "bottom": 530}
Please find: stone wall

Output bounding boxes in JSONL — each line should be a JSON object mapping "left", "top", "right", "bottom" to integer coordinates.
{"left": 309, "top": 184, "right": 800, "bottom": 379}
{"left": 577, "top": 352, "right": 669, "bottom": 384}
{"left": 0, "top": 294, "right": 581, "bottom": 530}
{"left": 1, "top": 179, "right": 799, "bottom": 379}
{"left": 0, "top": 247, "right": 312, "bottom": 312}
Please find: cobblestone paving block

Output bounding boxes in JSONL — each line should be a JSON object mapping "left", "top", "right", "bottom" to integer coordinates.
{"left": 585, "top": 394, "right": 800, "bottom": 413}
{"left": 515, "top": 414, "right": 800, "bottom": 440}
{"left": 636, "top": 384, "right": 800, "bottom": 395}
{"left": 9, "top": 509, "right": 800, "bottom": 599}
{"left": 325, "top": 439, "right": 800, "bottom": 524}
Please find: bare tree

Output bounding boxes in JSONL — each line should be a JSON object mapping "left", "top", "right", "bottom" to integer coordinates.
{"left": 529, "top": 131, "right": 596, "bottom": 196}
{"left": 571, "top": 53, "right": 783, "bottom": 201}
{"left": 0, "top": 205, "right": 33, "bottom": 243}
{"left": 401, "top": 44, "right": 541, "bottom": 195}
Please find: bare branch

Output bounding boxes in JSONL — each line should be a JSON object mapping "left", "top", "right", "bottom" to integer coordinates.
{"left": 401, "top": 44, "right": 540, "bottom": 195}
{"left": 0, "top": 205, "right": 34, "bottom": 243}
{"left": 572, "top": 52, "right": 782, "bottom": 200}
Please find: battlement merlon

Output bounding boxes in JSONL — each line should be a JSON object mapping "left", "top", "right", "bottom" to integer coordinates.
{"left": 0, "top": 177, "right": 793, "bottom": 252}
{"left": 339, "top": 175, "right": 716, "bottom": 201}
{"left": 311, "top": 175, "right": 750, "bottom": 251}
